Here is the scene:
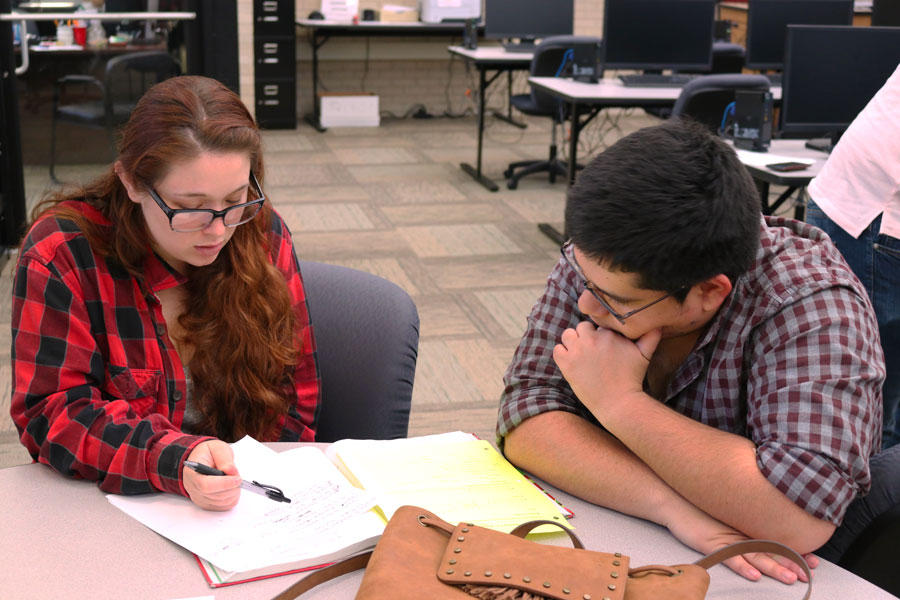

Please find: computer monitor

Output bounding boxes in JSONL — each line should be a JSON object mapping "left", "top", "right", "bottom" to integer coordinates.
{"left": 483, "top": 0, "right": 574, "bottom": 45}
{"left": 602, "top": 0, "right": 717, "bottom": 71}
{"left": 780, "top": 25, "right": 900, "bottom": 140}
{"left": 745, "top": 0, "right": 853, "bottom": 71}
{"left": 873, "top": 0, "right": 900, "bottom": 26}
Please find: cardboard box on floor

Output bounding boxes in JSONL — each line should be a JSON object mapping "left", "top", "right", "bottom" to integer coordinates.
{"left": 318, "top": 92, "right": 380, "bottom": 127}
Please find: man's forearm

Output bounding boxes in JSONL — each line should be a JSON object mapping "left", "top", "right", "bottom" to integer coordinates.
{"left": 599, "top": 392, "right": 835, "bottom": 552}
{"left": 504, "top": 410, "right": 693, "bottom": 525}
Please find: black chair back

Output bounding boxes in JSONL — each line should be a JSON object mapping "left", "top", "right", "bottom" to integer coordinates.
{"left": 671, "top": 74, "right": 770, "bottom": 132}
{"left": 528, "top": 36, "right": 603, "bottom": 114}
{"left": 103, "top": 51, "right": 182, "bottom": 125}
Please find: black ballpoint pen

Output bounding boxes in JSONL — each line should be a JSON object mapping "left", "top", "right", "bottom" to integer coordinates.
{"left": 183, "top": 460, "right": 292, "bottom": 503}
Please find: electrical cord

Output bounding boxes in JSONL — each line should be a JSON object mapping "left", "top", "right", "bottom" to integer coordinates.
{"left": 719, "top": 101, "right": 735, "bottom": 136}
{"left": 555, "top": 49, "right": 574, "bottom": 78}
{"left": 360, "top": 36, "right": 371, "bottom": 92}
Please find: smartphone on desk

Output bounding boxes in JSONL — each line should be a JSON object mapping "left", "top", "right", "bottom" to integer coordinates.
{"left": 766, "top": 161, "right": 809, "bottom": 172}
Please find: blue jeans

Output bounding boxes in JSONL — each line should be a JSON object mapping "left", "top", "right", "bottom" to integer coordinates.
{"left": 806, "top": 200, "right": 900, "bottom": 449}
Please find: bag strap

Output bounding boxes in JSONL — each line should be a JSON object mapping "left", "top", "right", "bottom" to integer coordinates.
{"left": 270, "top": 517, "right": 584, "bottom": 599}
{"left": 508, "top": 519, "right": 585, "bottom": 549}
{"left": 270, "top": 552, "right": 371, "bottom": 600}
{"left": 693, "top": 539, "right": 812, "bottom": 600}
{"left": 271, "top": 528, "right": 811, "bottom": 600}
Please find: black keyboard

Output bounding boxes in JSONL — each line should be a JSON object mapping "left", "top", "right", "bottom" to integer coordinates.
{"left": 502, "top": 42, "right": 536, "bottom": 53}
{"left": 618, "top": 73, "right": 698, "bottom": 88}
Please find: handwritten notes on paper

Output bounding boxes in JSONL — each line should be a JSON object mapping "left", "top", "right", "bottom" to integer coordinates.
{"left": 107, "top": 438, "right": 381, "bottom": 573}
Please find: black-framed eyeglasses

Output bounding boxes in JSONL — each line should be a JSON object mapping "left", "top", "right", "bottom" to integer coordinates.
{"left": 146, "top": 172, "right": 266, "bottom": 233}
{"left": 560, "top": 240, "right": 684, "bottom": 325}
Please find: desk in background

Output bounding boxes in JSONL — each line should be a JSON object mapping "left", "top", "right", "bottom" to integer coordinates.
{"left": 448, "top": 45, "right": 533, "bottom": 192}
{"left": 527, "top": 76, "right": 685, "bottom": 243}
{"left": 527, "top": 76, "right": 783, "bottom": 243}
{"left": 296, "top": 20, "right": 479, "bottom": 131}
{"left": 2, "top": 442, "right": 897, "bottom": 600}
{"left": 734, "top": 138, "right": 829, "bottom": 220}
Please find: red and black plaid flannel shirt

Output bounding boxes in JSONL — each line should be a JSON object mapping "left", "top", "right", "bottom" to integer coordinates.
{"left": 11, "top": 201, "right": 320, "bottom": 497}
{"left": 498, "top": 217, "right": 885, "bottom": 525}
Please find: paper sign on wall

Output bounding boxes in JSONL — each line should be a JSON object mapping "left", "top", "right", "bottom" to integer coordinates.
{"left": 321, "top": 0, "right": 359, "bottom": 22}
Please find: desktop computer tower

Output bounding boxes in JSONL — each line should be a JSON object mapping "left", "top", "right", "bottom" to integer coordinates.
{"left": 463, "top": 19, "right": 478, "bottom": 49}
{"left": 733, "top": 90, "right": 773, "bottom": 151}
{"left": 572, "top": 42, "right": 602, "bottom": 83}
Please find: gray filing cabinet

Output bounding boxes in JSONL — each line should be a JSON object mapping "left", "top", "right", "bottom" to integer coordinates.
{"left": 254, "top": 0, "right": 296, "bottom": 128}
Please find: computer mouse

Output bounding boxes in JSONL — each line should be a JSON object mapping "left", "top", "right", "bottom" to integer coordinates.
{"left": 308, "top": 10, "right": 325, "bottom": 20}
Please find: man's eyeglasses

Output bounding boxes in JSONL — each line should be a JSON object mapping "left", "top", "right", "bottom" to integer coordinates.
{"left": 147, "top": 172, "right": 266, "bottom": 233}
{"left": 560, "top": 240, "right": 684, "bottom": 324}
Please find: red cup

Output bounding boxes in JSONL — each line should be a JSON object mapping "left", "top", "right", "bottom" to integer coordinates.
{"left": 73, "top": 26, "right": 87, "bottom": 47}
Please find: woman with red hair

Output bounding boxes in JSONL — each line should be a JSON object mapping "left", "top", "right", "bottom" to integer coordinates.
{"left": 10, "top": 75, "right": 319, "bottom": 510}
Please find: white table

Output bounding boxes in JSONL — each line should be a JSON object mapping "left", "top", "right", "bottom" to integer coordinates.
{"left": 296, "top": 20, "right": 483, "bottom": 131}
{"left": 527, "top": 76, "right": 786, "bottom": 242}
{"left": 448, "top": 45, "right": 534, "bottom": 192}
{"left": 2, "top": 444, "right": 896, "bottom": 600}
{"left": 731, "top": 139, "right": 830, "bottom": 220}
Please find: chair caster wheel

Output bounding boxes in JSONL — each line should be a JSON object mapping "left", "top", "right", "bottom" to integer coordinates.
{"left": 507, "top": 178, "right": 518, "bottom": 190}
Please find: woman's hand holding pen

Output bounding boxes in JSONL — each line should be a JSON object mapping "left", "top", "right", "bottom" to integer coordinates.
{"left": 183, "top": 440, "right": 242, "bottom": 511}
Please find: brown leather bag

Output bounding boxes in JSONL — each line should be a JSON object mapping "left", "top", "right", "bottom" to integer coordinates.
{"left": 273, "top": 505, "right": 812, "bottom": 600}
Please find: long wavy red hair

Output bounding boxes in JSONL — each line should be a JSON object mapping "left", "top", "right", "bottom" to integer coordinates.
{"left": 29, "top": 76, "right": 298, "bottom": 441}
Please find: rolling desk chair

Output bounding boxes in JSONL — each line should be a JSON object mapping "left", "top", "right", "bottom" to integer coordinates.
{"left": 503, "top": 36, "right": 600, "bottom": 190}
{"left": 49, "top": 51, "right": 181, "bottom": 183}
{"left": 645, "top": 43, "right": 746, "bottom": 121}
{"left": 670, "top": 73, "right": 770, "bottom": 133}
{"left": 710, "top": 42, "right": 746, "bottom": 74}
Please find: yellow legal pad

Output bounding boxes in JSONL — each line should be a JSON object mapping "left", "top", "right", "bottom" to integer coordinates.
{"left": 331, "top": 438, "right": 573, "bottom": 534}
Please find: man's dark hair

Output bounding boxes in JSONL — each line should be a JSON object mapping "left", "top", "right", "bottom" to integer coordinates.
{"left": 565, "top": 118, "right": 761, "bottom": 296}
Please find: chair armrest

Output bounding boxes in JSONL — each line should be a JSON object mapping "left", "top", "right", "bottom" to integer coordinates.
{"left": 53, "top": 75, "right": 105, "bottom": 108}
{"left": 54, "top": 75, "right": 104, "bottom": 95}
{"left": 56, "top": 74, "right": 99, "bottom": 85}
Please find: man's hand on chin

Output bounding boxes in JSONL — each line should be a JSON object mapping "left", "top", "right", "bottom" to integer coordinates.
{"left": 553, "top": 322, "right": 662, "bottom": 420}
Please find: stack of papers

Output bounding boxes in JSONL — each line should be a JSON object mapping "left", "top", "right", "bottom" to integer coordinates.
{"left": 108, "top": 432, "right": 573, "bottom": 587}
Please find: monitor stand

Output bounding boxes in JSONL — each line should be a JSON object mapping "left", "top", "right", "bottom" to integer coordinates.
{"left": 502, "top": 36, "right": 537, "bottom": 53}
{"left": 765, "top": 71, "right": 783, "bottom": 87}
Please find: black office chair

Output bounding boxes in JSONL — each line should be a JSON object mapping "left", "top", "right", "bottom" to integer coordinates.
{"left": 299, "top": 261, "right": 419, "bottom": 442}
{"left": 709, "top": 42, "right": 746, "bottom": 74}
{"left": 49, "top": 51, "right": 182, "bottom": 183}
{"left": 503, "top": 36, "right": 601, "bottom": 190}
{"left": 670, "top": 74, "right": 770, "bottom": 133}
{"left": 645, "top": 43, "right": 747, "bottom": 121}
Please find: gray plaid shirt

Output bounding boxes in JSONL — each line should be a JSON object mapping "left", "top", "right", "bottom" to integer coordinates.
{"left": 498, "top": 216, "right": 884, "bottom": 525}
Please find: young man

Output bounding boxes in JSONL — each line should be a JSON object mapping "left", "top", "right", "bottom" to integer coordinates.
{"left": 498, "top": 119, "right": 893, "bottom": 585}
